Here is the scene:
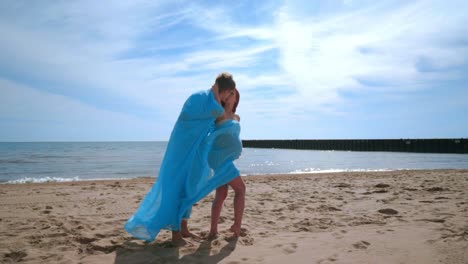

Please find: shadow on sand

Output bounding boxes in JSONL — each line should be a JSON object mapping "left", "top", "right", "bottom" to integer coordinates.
{"left": 114, "top": 238, "right": 238, "bottom": 264}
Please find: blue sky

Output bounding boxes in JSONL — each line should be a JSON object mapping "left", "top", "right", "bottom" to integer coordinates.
{"left": 0, "top": 0, "right": 467, "bottom": 141}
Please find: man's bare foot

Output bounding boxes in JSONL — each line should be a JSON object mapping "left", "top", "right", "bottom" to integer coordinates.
{"left": 182, "top": 230, "right": 202, "bottom": 241}
{"left": 172, "top": 232, "right": 188, "bottom": 247}
{"left": 171, "top": 237, "right": 187, "bottom": 247}
{"left": 181, "top": 230, "right": 201, "bottom": 239}
{"left": 230, "top": 225, "right": 241, "bottom": 237}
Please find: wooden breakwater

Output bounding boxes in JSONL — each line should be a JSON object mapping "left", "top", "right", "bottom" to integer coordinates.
{"left": 242, "top": 138, "right": 468, "bottom": 154}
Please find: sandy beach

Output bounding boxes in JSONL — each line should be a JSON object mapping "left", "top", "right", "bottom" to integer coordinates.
{"left": 0, "top": 170, "right": 467, "bottom": 263}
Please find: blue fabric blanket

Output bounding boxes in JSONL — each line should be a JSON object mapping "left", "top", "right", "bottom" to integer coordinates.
{"left": 124, "top": 89, "right": 242, "bottom": 241}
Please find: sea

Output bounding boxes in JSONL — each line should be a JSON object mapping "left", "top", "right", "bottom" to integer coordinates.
{"left": 1, "top": 142, "right": 467, "bottom": 184}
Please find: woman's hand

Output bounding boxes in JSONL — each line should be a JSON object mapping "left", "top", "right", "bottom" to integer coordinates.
{"left": 211, "top": 83, "right": 221, "bottom": 105}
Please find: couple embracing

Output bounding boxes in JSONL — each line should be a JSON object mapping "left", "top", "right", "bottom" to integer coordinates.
{"left": 125, "top": 72, "right": 245, "bottom": 246}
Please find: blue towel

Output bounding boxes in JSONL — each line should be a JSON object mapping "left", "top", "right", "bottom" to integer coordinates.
{"left": 180, "top": 119, "right": 242, "bottom": 219}
{"left": 124, "top": 89, "right": 242, "bottom": 241}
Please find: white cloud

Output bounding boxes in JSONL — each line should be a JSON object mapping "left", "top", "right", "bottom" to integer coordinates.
{"left": 0, "top": 79, "right": 164, "bottom": 141}
{"left": 261, "top": 0, "right": 468, "bottom": 113}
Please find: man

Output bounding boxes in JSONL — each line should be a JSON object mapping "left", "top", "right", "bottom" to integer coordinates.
{"left": 125, "top": 73, "right": 237, "bottom": 246}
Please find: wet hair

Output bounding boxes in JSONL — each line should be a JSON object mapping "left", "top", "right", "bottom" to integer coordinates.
{"left": 215, "top": 72, "right": 236, "bottom": 93}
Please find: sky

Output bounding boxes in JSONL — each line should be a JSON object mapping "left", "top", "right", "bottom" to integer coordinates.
{"left": 0, "top": 0, "right": 467, "bottom": 141}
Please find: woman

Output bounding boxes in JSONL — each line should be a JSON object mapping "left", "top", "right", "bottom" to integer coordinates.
{"left": 208, "top": 89, "right": 245, "bottom": 238}
{"left": 177, "top": 88, "right": 244, "bottom": 238}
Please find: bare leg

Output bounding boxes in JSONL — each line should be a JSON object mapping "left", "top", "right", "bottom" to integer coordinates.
{"left": 209, "top": 185, "right": 228, "bottom": 238}
{"left": 171, "top": 231, "right": 187, "bottom": 246}
{"left": 228, "top": 176, "right": 245, "bottom": 237}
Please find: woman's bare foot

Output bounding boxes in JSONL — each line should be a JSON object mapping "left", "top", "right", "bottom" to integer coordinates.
{"left": 230, "top": 225, "right": 241, "bottom": 237}
{"left": 206, "top": 231, "right": 219, "bottom": 240}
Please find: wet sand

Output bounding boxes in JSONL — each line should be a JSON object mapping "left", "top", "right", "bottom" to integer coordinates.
{"left": 1, "top": 170, "right": 467, "bottom": 263}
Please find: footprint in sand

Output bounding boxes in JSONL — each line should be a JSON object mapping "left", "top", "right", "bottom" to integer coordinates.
{"left": 281, "top": 242, "right": 298, "bottom": 254}
{"left": 352, "top": 241, "right": 370, "bottom": 249}
{"left": 425, "top": 186, "right": 448, "bottom": 192}
{"left": 332, "top": 231, "right": 344, "bottom": 239}
{"left": 334, "top": 183, "right": 351, "bottom": 188}
{"left": 317, "top": 254, "right": 338, "bottom": 263}
{"left": 378, "top": 208, "right": 399, "bottom": 215}
{"left": 278, "top": 216, "right": 287, "bottom": 221}
{"left": 415, "top": 218, "right": 445, "bottom": 223}
{"left": 375, "top": 183, "right": 390, "bottom": 188}
{"left": 4, "top": 251, "right": 28, "bottom": 262}
{"left": 317, "top": 205, "right": 342, "bottom": 212}
{"left": 287, "top": 204, "right": 300, "bottom": 211}
{"left": 419, "top": 200, "right": 434, "bottom": 203}
{"left": 239, "top": 235, "right": 254, "bottom": 246}
{"left": 373, "top": 189, "right": 388, "bottom": 194}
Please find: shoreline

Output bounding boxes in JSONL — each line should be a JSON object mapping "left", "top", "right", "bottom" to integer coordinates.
{"left": 2, "top": 168, "right": 467, "bottom": 185}
{"left": 1, "top": 169, "right": 467, "bottom": 263}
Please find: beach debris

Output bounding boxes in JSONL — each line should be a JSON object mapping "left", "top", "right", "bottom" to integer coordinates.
{"left": 378, "top": 208, "right": 399, "bottom": 215}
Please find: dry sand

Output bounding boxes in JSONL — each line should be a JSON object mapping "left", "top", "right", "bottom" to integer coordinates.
{"left": 0, "top": 170, "right": 467, "bottom": 263}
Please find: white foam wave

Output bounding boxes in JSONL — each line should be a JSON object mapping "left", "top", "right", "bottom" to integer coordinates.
{"left": 290, "top": 168, "right": 394, "bottom": 174}
{"left": 2, "top": 176, "right": 139, "bottom": 184}
{"left": 4, "top": 176, "right": 81, "bottom": 184}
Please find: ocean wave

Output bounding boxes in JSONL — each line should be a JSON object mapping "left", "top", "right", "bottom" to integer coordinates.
{"left": 239, "top": 168, "right": 399, "bottom": 176}
{"left": 4, "top": 176, "right": 81, "bottom": 184}
{"left": 290, "top": 168, "right": 394, "bottom": 174}
{"left": 1, "top": 175, "right": 147, "bottom": 184}
{"left": 0, "top": 160, "right": 38, "bottom": 164}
